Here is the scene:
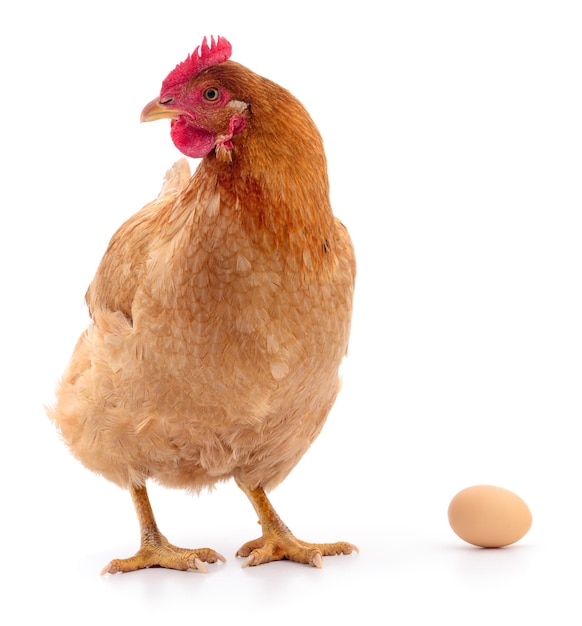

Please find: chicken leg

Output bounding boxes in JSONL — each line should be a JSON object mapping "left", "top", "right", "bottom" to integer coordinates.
{"left": 235, "top": 480, "right": 358, "bottom": 568}
{"left": 100, "top": 484, "right": 226, "bottom": 575}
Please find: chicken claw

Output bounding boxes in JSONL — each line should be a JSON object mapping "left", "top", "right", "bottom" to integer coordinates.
{"left": 101, "top": 483, "right": 226, "bottom": 575}
{"left": 236, "top": 479, "right": 358, "bottom": 568}
{"left": 238, "top": 535, "right": 357, "bottom": 568}
{"left": 101, "top": 540, "right": 225, "bottom": 575}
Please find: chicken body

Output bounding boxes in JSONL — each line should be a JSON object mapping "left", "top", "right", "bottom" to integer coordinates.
{"left": 49, "top": 37, "right": 356, "bottom": 572}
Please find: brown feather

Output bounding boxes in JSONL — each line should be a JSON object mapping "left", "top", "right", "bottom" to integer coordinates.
{"left": 48, "top": 58, "right": 355, "bottom": 498}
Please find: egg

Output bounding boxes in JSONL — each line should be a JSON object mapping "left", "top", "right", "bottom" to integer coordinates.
{"left": 448, "top": 485, "right": 532, "bottom": 548}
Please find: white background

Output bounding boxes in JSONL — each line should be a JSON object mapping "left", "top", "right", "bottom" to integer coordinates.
{"left": 2, "top": 1, "right": 581, "bottom": 623}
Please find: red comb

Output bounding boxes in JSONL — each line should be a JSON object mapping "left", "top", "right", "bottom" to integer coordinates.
{"left": 161, "top": 36, "right": 232, "bottom": 93}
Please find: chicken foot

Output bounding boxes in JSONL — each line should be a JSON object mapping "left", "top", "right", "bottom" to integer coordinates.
{"left": 100, "top": 484, "right": 226, "bottom": 575}
{"left": 235, "top": 480, "right": 358, "bottom": 568}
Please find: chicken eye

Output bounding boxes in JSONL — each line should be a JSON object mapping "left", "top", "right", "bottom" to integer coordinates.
{"left": 203, "top": 87, "right": 220, "bottom": 102}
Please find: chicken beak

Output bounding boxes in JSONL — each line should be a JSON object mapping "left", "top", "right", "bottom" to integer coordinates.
{"left": 140, "top": 99, "right": 183, "bottom": 123}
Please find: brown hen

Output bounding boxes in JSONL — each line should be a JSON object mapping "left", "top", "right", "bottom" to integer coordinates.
{"left": 48, "top": 36, "right": 356, "bottom": 573}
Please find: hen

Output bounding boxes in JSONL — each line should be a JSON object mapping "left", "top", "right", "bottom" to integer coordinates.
{"left": 48, "top": 36, "right": 356, "bottom": 573}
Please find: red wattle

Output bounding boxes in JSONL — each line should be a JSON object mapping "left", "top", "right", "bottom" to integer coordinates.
{"left": 170, "top": 119, "right": 216, "bottom": 158}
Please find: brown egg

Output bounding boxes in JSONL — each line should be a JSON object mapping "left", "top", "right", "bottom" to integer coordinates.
{"left": 448, "top": 485, "right": 532, "bottom": 548}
